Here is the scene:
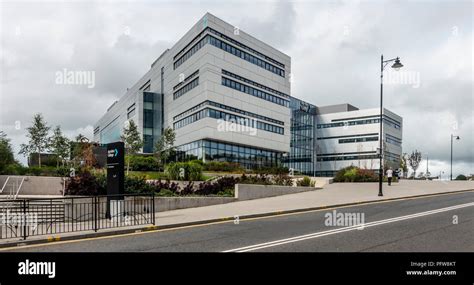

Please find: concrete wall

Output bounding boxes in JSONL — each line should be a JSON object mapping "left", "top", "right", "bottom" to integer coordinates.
{"left": 235, "top": 184, "right": 317, "bottom": 201}
{"left": 3, "top": 175, "right": 320, "bottom": 216}
{"left": 0, "top": 175, "right": 64, "bottom": 196}
{"left": 59, "top": 183, "right": 320, "bottom": 219}
{"left": 62, "top": 196, "right": 235, "bottom": 220}
{"left": 155, "top": 196, "right": 235, "bottom": 212}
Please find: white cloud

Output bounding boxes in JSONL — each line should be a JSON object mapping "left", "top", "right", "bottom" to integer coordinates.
{"left": 0, "top": 0, "right": 472, "bottom": 175}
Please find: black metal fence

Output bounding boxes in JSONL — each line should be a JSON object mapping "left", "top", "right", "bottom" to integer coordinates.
{"left": 0, "top": 193, "right": 155, "bottom": 240}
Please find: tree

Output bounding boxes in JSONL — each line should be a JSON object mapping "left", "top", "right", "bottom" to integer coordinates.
{"left": 407, "top": 150, "right": 422, "bottom": 179}
{"left": 49, "top": 126, "right": 70, "bottom": 167}
{"left": 75, "top": 133, "right": 87, "bottom": 142}
{"left": 71, "top": 134, "right": 96, "bottom": 167}
{"left": 19, "top": 114, "right": 50, "bottom": 167}
{"left": 120, "top": 120, "right": 143, "bottom": 174}
{"left": 0, "top": 131, "right": 16, "bottom": 173}
{"left": 400, "top": 153, "right": 409, "bottom": 178}
{"left": 154, "top": 127, "right": 176, "bottom": 167}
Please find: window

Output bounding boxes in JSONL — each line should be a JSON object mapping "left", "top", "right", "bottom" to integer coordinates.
{"left": 127, "top": 108, "right": 135, "bottom": 119}
{"left": 221, "top": 76, "right": 289, "bottom": 107}
{"left": 174, "top": 106, "right": 284, "bottom": 135}
{"left": 173, "top": 77, "right": 199, "bottom": 100}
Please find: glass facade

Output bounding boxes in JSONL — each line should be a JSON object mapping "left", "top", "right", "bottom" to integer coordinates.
{"left": 317, "top": 115, "right": 401, "bottom": 129}
{"left": 143, "top": 92, "right": 154, "bottom": 153}
{"left": 173, "top": 77, "right": 199, "bottom": 100}
{"left": 142, "top": 91, "right": 163, "bottom": 153}
{"left": 173, "top": 107, "right": 284, "bottom": 135}
{"left": 176, "top": 140, "right": 283, "bottom": 169}
{"left": 221, "top": 75, "right": 289, "bottom": 107}
{"left": 100, "top": 115, "right": 121, "bottom": 144}
{"left": 283, "top": 98, "right": 317, "bottom": 175}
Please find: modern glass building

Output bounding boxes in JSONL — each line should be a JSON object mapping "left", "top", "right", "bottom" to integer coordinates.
{"left": 176, "top": 140, "right": 283, "bottom": 169}
{"left": 315, "top": 104, "right": 403, "bottom": 176}
{"left": 94, "top": 13, "right": 291, "bottom": 171}
{"left": 93, "top": 13, "right": 403, "bottom": 176}
{"left": 282, "top": 98, "right": 317, "bottom": 175}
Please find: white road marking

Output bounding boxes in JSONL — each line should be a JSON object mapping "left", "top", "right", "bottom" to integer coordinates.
{"left": 223, "top": 202, "right": 474, "bottom": 252}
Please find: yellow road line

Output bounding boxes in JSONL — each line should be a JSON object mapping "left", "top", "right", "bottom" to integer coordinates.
{"left": 1, "top": 189, "right": 472, "bottom": 251}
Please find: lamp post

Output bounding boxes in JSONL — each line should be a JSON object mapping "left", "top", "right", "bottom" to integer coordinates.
{"left": 450, "top": 134, "right": 460, "bottom": 180}
{"left": 379, "top": 55, "right": 403, "bottom": 196}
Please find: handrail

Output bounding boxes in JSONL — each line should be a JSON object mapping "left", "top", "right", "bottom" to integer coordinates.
{"left": 0, "top": 176, "right": 11, "bottom": 193}
{"left": 14, "top": 177, "right": 26, "bottom": 200}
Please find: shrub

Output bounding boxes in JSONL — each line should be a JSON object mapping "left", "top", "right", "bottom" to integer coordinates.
{"left": 94, "top": 172, "right": 107, "bottom": 190}
{"left": 334, "top": 166, "right": 353, "bottom": 182}
{"left": 252, "top": 166, "right": 289, "bottom": 175}
{"left": 297, "top": 176, "right": 314, "bottom": 187}
{"left": 66, "top": 172, "right": 155, "bottom": 196}
{"left": 166, "top": 161, "right": 203, "bottom": 181}
{"left": 334, "top": 166, "right": 387, "bottom": 182}
{"left": 2, "top": 164, "right": 73, "bottom": 177}
{"left": 148, "top": 180, "right": 180, "bottom": 194}
{"left": 274, "top": 174, "right": 293, "bottom": 186}
{"left": 180, "top": 182, "right": 195, "bottom": 195}
{"left": 65, "top": 170, "right": 106, "bottom": 196}
{"left": 2, "top": 164, "right": 28, "bottom": 175}
{"left": 343, "top": 167, "right": 358, "bottom": 182}
{"left": 455, "top": 174, "right": 467, "bottom": 181}
{"left": 189, "top": 159, "right": 204, "bottom": 166}
{"left": 355, "top": 168, "right": 378, "bottom": 182}
{"left": 217, "top": 188, "right": 234, "bottom": 196}
{"left": 195, "top": 176, "right": 239, "bottom": 196}
{"left": 239, "top": 174, "right": 272, "bottom": 185}
{"left": 124, "top": 175, "right": 154, "bottom": 194}
{"left": 55, "top": 167, "right": 70, "bottom": 177}
{"left": 128, "top": 155, "right": 162, "bottom": 171}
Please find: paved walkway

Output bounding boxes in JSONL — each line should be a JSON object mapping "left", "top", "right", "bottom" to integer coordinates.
{"left": 154, "top": 180, "right": 474, "bottom": 226}
{"left": 1, "top": 180, "right": 472, "bottom": 246}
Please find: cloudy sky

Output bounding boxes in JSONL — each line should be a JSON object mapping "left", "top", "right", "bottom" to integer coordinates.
{"left": 0, "top": 0, "right": 472, "bottom": 177}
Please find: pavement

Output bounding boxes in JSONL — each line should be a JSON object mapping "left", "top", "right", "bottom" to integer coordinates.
{"left": 0, "top": 180, "right": 472, "bottom": 248}
{"left": 3, "top": 189, "right": 473, "bottom": 252}
{"left": 151, "top": 180, "right": 473, "bottom": 227}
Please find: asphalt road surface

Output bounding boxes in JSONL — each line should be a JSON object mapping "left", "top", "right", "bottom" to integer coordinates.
{"left": 2, "top": 191, "right": 473, "bottom": 252}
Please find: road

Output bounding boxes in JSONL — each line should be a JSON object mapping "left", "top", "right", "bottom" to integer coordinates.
{"left": 2, "top": 191, "right": 473, "bottom": 252}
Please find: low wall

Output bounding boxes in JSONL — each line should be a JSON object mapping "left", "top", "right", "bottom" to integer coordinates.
{"left": 0, "top": 175, "right": 64, "bottom": 196}
{"left": 8, "top": 177, "right": 322, "bottom": 216}
{"left": 61, "top": 196, "right": 236, "bottom": 221}
{"left": 155, "top": 196, "right": 235, "bottom": 212}
{"left": 235, "top": 184, "right": 319, "bottom": 201}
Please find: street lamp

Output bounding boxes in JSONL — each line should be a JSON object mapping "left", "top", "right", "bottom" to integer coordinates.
{"left": 450, "top": 134, "right": 460, "bottom": 180}
{"left": 379, "top": 55, "right": 403, "bottom": 197}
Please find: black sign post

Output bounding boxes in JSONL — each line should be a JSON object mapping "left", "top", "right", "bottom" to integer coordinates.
{"left": 106, "top": 141, "right": 125, "bottom": 219}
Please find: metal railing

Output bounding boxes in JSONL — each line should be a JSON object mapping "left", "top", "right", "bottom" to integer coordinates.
{"left": 0, "top": 176, "right": 26, "bottom": 201}
{"left": 0, "top": 193, "right": 155, "bottom": 240}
